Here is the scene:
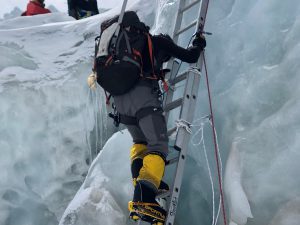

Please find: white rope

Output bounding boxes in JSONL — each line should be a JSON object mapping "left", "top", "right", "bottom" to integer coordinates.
{"left": 190, "top": 116, "right": 215, "bottom": 225}
{"left": 188, "top": 115, "right": 223, "bottom": 225}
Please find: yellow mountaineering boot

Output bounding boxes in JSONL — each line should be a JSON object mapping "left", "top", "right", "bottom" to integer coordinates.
{"left": 128, "top": 154, "right": 167, "bottom": 224}
{"left": 130, "top": 144, "right": 169, "bottom": 192}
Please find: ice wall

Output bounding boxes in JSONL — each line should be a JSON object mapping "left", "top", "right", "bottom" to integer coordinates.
{"left": 0, "top": 11, "right": 120, "bottom": 225}
{"left": 0, "top": 13, "right": 101, "bottom": 225}
{"left": 202, "top": 0, "right": 300, "bottom": 224}
{"left": 154, "top": 0, "right": 300, "bottom": 225}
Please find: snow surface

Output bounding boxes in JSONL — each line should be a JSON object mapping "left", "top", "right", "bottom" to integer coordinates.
{"left": 1, "top": 0, "right": 300, "bottom": 225}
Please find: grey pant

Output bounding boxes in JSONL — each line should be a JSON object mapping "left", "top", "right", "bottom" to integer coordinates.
{"left": 113, "top": 80, "right": 169, "bottom": 158}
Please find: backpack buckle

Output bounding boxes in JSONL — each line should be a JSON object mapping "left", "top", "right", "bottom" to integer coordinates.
{"left": 108, "top": 103, "right": 121, "bottom": 127}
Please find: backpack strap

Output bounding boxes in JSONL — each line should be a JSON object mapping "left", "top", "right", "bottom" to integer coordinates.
{"left": 116, "top": 31, "right": 132, "bottom": 55}
{"left": 146, "top": 34, "right": 169, "bottom": 92}
{"left": 93, "top": 36, "right": 101, "bottom": 72}
{"left": 105, "top": 91, "right": 112, "bottom": 105}
{"left": 146, "top": 34, "right": 157, "bottom": 80}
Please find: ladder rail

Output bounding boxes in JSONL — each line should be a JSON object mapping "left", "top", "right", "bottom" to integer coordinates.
{"left": 165, "top": 64, "right": 202, "bottom": 225}
{"left": 164, "top": 0, "right": 187, "bottom": 122}
{"left": 162, "top": 0, "right": 211, "bottom": 224}
{"left": 133, "top": 0, "right": 211, "bottom": 224}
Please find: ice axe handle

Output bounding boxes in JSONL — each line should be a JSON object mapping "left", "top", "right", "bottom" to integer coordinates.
{"left": 195, "top": 30, "right": 212, "bottom": 36}
{"left": 195, "top": 23, "right": 212, "bottom": 36}
{"left": 200, "top": 31, "right": 212, "bottom": 35}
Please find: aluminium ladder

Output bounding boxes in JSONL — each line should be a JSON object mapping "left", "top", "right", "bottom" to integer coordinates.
{"left": 133, "top": 0, "right": 210, "bottom": 224}
{"left": 158, "top": 0, "right": 210, "bottom": 225}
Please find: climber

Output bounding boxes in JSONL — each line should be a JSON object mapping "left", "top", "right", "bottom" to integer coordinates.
{"left": 67, "top": 0, "right": 99, "bottom": 20}
{"left": 92, "top": 11, "right": 206, "bottom": 224}
{"left": 21, "top": 0, "right": 51, "bottom": 16}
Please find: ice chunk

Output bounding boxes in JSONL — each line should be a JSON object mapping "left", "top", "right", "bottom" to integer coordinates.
{"left": 225, "top": 140, "right": 253, "bottom": 225}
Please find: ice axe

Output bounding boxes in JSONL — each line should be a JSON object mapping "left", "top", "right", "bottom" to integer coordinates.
{"left": 193, "top": 23, "right": 212, "bottom": 37}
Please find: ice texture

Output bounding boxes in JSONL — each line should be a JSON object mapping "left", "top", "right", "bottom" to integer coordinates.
{"left": 59, "top": 130, "right": 132, "bottom": 225}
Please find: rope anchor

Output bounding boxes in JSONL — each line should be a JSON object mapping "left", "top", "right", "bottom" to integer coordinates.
{"left": 175, "top": 119, "right": 192, "bottom": 134}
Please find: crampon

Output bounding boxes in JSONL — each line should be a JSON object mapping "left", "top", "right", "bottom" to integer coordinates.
{"left": 128, "top": 201, "right": 166, "bottom": 225}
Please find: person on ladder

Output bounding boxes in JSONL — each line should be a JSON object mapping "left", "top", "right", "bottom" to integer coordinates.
{"left": 116, "top": 13, "right": 206, "bottom": 224}
{"left": 91, "top": 11, "right": 206, "bottom": 224}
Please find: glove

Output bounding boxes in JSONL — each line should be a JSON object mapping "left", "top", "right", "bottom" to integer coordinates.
{"left": 192, "top": 34, "right": 206, "bottom": 49}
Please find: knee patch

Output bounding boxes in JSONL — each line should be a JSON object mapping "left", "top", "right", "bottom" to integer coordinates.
{"left": 130, "top": 143, "right": 147, "bottom": 162}
{"left": 137, "top": 154, "right": 165, "bottom": 189}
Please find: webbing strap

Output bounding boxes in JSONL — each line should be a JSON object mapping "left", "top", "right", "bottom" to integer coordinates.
{"left": 116, "top": 31, "right": 132, "bottom": 55}
{"left": 122, "top": 55, "right": 141, "bottom": 67}
{"left": 119, "top": 114, "right": 136, "bottom": 125}
{"left": 119, "top": 106, "right": 163, "bottom": 125}
{"left": 136, "top": 106, "right": 163, "bottom": 121}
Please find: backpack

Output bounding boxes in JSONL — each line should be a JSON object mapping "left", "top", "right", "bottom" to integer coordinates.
{"left": 94, "top": 12, "right": 151, "bottom": 96}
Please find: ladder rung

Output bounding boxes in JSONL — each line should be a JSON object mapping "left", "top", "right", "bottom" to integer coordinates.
{"left": 167, "top": 127, "right": 177, "bottom": 137}
{"left": 175, "top": 20, "right": 197, "bottom": 37}
{"left": 164, "top": 98, "right": 183, "bottom": 112}
{"left": 180, "top": 0, "right": 201, "bottom": 13}
{"left": 156, "top": 190, "right": 170, "bottom": 199}
{"left": 170, "top": 71, "right": 188, "bottom": 85}
{"left": 166, "top": 157, "right": 179, "bottom": 165}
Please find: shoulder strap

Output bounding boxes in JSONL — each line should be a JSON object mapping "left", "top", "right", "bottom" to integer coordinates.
{"left": 147, "top": 34, "right": 169, "bottom": 91}
{"left": 147, "top": 34, "right": 157, "bottom": 79}
{"left": 93, "top": 36, "right": 100, "bottom": 72}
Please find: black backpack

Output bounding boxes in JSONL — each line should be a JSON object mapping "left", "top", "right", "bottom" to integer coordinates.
{"left": 94, "top": 11, "right": 151, "bottom": 96}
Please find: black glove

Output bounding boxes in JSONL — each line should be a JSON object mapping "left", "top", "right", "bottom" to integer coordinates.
{"left": 192, "top": 35, "right": 206, "bottom": 49}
